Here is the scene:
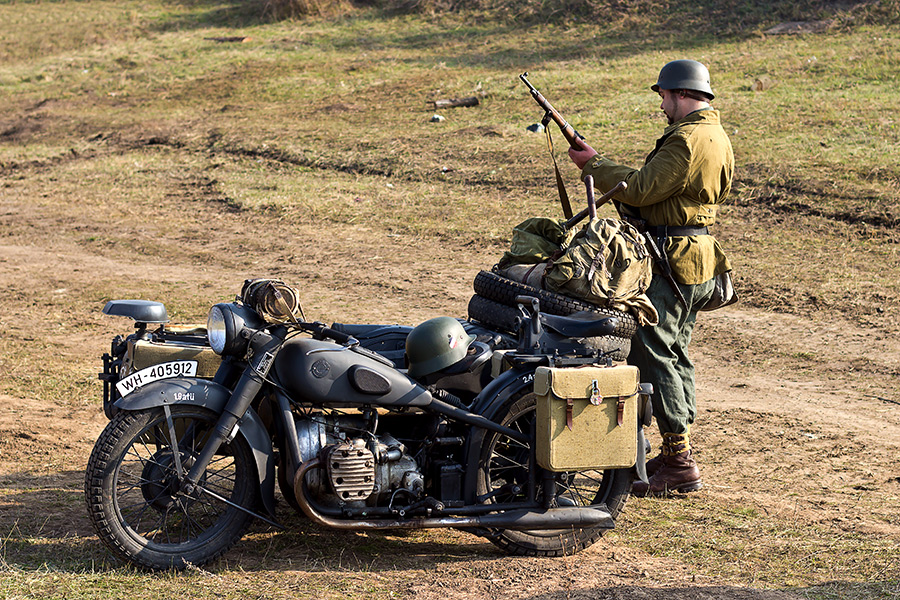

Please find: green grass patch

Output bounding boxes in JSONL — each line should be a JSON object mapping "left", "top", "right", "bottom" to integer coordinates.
{"left": 621, "top": 496, "right": 900, "bottom": 589}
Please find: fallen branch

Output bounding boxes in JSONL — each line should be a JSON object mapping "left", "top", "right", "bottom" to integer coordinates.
{"left": 431, "top": 96, "right": 480, "bottom": 110}
{"left": 866, "top": 394, "right": 900, "bottom": 406}
{"left": 205, "top": 36, "right": 251, "bottom": 43}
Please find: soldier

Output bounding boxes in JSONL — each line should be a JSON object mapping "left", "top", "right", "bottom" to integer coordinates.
{"left": 568, "top": 60, "right": 734, "bottom": 496}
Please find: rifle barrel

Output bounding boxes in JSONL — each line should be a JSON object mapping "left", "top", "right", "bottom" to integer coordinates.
{"left": 520, "top": 73, "right": 583, "bottom": 148}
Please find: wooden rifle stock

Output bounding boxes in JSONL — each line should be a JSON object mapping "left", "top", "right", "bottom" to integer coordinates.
{"left": 520, "top": 72, "right": 585, "bottom": 149}
{"left": 564, "top": 180, "right": 627, "bottom": 229}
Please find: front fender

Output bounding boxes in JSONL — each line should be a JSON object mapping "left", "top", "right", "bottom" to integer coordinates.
{"left": 114, "top": 377, "right": 231, "bottom": 411}
{"left": 114, "top": 378, "right": 277, "bottom": 519}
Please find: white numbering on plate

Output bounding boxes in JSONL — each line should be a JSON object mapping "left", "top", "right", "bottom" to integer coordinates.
{"left": 116, "top": 360, "right": 199, "bottom": 398}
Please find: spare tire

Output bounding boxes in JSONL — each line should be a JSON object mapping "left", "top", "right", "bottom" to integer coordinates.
{"left": 472, "top": 270, "right": 638, "bottom": 340}
{"left": 467, "top": 295, "right": 631, "bottom": 362}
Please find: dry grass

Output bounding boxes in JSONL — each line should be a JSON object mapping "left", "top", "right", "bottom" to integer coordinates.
{"left": 1, "top": 1, "right": 899, "bottom": 599}
{"left": 263, "top": 0, "right": 354, "bottom": 18}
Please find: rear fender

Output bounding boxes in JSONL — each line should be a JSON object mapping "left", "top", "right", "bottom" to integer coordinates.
{"left": 114, "top": 378, "right": 277, "bottom": 518}
{"left": 468, "top": 367, "right": 536, "bottom": 422}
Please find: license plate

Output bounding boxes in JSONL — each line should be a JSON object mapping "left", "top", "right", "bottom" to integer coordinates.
{"left": 116, "top": 360, "right": 198, "bottom": 398}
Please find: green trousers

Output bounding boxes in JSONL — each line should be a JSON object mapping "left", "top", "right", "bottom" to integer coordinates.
{"left": 627, "top": 275, "right": 716, "bottom": 435}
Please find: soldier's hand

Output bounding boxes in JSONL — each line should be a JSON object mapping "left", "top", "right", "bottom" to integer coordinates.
{"left": 568, "top": 137, "right": 599, "bottom": 170}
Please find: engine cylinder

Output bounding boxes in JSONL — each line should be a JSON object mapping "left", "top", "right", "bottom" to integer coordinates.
{"left": 294, "top": 414, "right": 424, "bottom": 508}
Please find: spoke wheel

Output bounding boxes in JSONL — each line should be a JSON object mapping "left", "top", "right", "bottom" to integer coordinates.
{"left": 85, "top": 406, "right": 257, "bottom": 570}
{"left": 477, "top": 391, "right": 632, "bottom": 557}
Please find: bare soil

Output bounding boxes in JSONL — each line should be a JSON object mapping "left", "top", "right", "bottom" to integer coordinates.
{"left": 1, "top": 136, "right": 898, "bottom": 599}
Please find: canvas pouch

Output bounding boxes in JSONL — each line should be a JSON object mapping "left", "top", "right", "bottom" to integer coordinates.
{"left": 534, "top": 364, "right": 640, "bottom": 472}
{"left": 699, "top": 270, "right": 738, "bottom": 311}
{"left": 129, "top": 337, "right": 221, "bottom": 378}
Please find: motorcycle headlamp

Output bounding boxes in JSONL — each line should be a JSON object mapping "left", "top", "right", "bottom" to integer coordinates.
{"left": 207, "top": 303, "right": 265, "bottom": 356}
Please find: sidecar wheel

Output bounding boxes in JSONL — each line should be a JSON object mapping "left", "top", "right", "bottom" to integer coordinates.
{"left": 85, "top": 406, "right": 257, "bottom": 570}
{"left": 476, "top": 391, "right": 632, "bottom": 557}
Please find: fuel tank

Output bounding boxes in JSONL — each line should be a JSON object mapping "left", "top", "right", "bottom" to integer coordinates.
{"left": 274, "top": 338, "right": 432, "bottom": 408}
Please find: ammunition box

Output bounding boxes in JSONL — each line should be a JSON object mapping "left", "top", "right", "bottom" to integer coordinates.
{"left": 128, "top": 337, "right": 221, "bottom": 379}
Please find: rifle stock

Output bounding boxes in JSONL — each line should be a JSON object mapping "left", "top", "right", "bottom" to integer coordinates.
{"left": 520, "top": 72, "right": 584, "bottom": 149}
{"left": 564, "top": 180, "right": 627, "bottom": 229}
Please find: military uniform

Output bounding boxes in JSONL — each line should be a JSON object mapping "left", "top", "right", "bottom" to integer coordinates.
{"left": 581, "top": 107, "right": 734, "bottom": 440}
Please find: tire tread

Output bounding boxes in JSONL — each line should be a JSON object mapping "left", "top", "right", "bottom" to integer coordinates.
{"left": 472, "top": 270, "right": 637, "bottom": 339}
{"left": 84, "top": 408, "right": 254, "bottom": 570}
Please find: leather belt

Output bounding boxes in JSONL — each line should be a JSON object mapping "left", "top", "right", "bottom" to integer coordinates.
{"left": 644, "top": 225, "right": 709, "bottom": 237}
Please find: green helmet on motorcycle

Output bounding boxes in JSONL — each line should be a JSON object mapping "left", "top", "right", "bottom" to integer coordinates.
{"left": 651, "top": 59, "right": 715, "bottom": 100}
{"left": 405, "top": 316, "right": 476, "bottom": 379}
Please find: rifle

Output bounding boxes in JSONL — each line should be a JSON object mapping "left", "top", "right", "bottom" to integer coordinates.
{"left": 520, "top": 72, "right": 585, "bottom": 149}
{"left": 520, "top": 72, "right": 588, "bottom": 218}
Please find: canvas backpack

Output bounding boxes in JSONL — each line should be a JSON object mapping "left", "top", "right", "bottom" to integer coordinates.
{"left": 543, "top": 218, "right": 654, "bottom": 314}
{"left": 497, "top": 217, "right": 578, "bottom": 270}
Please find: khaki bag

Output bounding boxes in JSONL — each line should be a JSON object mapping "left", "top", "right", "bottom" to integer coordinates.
{"left": 129, "top": 337, "right": 221, "bottom": 379}
{"left": 543, "top": 218, "right": 658, "bottom": 326}
{"left": 534, "top": 364, "right": 641, "bottom": 472}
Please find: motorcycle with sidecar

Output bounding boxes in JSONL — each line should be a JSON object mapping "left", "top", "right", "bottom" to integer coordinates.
{"left": 87, "top": 278, "right": 651, "bottom": 569}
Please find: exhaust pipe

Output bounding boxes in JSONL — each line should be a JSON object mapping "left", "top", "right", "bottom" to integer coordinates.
{"left": 293, "top": 458, "right": 614, "bottom": 531}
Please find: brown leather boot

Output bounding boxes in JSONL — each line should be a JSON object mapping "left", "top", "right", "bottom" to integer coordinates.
{"left": 643, "top": 430, "right": 686, "bottom": 477}
{"left": 644, "top": 451, "right": 664, "bottom": 477}
{"left": 633, "top": 432, "right": 703, "bottom": 497}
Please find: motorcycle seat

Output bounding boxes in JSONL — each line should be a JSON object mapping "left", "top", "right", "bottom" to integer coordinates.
{"left": 539, "top": 311, "right": 618, "bottom": 339}
{"left": 102, "top": 299, "right": 169, "bottom": 324}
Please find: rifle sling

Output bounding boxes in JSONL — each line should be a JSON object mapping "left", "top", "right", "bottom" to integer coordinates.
{"left": 544, "top": 115, "right": 573, "bottom": 219}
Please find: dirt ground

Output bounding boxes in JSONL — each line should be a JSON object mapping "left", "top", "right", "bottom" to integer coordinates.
{"left": 1, "top": 142, "right": 899, "bottom": 599}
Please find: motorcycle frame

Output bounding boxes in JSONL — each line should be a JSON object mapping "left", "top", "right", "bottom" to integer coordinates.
{"left": 111, "top": 346, "right": 627, "bottom": 528}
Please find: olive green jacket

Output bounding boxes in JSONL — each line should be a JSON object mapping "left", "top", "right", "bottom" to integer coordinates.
{"left": 581, "top": 108, "right": 734, "bottom": 285}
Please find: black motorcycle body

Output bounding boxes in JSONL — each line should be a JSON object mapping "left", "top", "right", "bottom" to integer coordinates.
{"left": 87, "top": 290, "right": 650, "bottom": 570}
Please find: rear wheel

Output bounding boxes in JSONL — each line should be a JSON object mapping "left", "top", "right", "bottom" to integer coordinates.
{"left": 85, "top": 406, "right": 257, "bottom": 570}
{"left": 476, "top": 391, "right": 632, "bottom": 556}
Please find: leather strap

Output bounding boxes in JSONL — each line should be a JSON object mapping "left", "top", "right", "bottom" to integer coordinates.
{"left": 544, "top": 115, "right": 573, "bottom": 219}
{"left": 644, "top": 225, "right": 709, "bottom": 237}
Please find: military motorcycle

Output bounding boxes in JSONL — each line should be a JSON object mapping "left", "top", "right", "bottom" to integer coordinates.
{"left": 86, "top": 279, "right": 652, "bottom": 570}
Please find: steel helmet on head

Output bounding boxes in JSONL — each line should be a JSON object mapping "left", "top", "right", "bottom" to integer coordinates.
{"left": 405, "top": 316, "right": 476, "bottom": 379}
{"left": 651, "top": 59, "right": 715, "bottom": 100}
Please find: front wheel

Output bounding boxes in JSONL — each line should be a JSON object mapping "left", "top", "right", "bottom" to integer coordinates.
{"left": 85, "top": 406, "right": 258, "bottom": 570}
{"left": 476, "top": 392, "right": 632, "bottom": 557}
